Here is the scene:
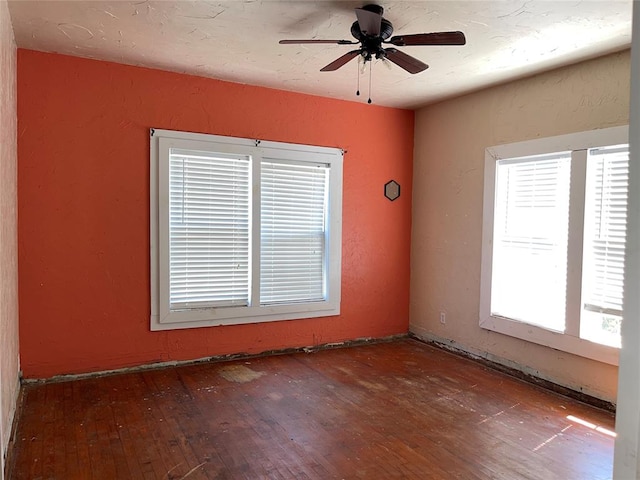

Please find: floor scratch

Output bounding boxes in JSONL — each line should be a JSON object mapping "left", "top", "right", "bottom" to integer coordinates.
{"left": 164, "top": 463, "right": 183, "bottom": 479}
{"left": 179, "top": 462, "right": 206, "bottom": 479}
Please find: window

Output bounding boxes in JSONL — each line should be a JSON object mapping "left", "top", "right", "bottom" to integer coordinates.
{"left": 150, "top": 129, "right": 343, "bottom": 330}
{"left": 480, "top": 126, "right": 629, "bottom": 365}
{"left": 580, "top": 146, "right": 629, "bottom": 348}
{"left": 491, "top": 152, "right": 571, "bottom": 332}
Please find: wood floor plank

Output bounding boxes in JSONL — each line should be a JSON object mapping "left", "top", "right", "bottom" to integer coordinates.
{"left": 8, "top": 339, "right": 615, "bottom": 479}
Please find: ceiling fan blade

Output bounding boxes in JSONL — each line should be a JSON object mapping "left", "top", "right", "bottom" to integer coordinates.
{"left": 354, "top": 7, "right": 382, "bottom": 36}
{"left": 384, "top": 48, "right": 428, "bottom": 74}
{"left": 320, "top": 50, "right": 361, "bottom": 71}
{"left": 388, "top": 31, "right": 466, "bottom": 46}
{"left": 279, "top": 39, "right": 357, "bottom": 45}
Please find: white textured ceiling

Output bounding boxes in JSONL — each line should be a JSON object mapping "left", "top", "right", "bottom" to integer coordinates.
{"left": 8, "top": 0, "right": 633, "bottom": 109}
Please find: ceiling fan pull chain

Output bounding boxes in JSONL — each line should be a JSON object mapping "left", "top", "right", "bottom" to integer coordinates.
{"left": 356, "top": 56, "right": 360, "bottom": 96}
{"left": 367, "top": 61, "right": 372, "bottom": 104}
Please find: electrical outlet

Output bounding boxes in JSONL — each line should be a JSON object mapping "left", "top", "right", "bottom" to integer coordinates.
{"left": 440, "top": 311, "right": 446, "bottom": 324}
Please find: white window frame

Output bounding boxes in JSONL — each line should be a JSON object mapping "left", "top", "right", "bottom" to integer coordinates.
{"left": 150, "top": 129, "right": 343, "bottom": 331}
{"left": 480, "top": 125, "right": 628, "bottom": 366}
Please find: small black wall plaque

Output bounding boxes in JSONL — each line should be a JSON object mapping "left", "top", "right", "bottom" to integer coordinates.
{"left": 384, "top": 180, "right": 400, "bottom": 201}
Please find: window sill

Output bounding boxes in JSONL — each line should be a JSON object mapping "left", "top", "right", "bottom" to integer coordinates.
{"left": 151, "top": 301, "right": 340, "bottom": 331}
{"left": 480, "top": 314, "right": 619, "bottom": 366}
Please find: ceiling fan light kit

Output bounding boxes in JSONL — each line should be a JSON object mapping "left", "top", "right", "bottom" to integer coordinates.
{"left": 279, "top": 4, "right": 466, "bottom": 103}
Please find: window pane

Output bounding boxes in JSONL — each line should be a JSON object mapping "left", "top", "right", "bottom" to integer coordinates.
{"left": 580, "top": 146, "right": 629, "bottom": 348}
{"left": 260, "top": 160, "right": 329, "bottom": 305}
{"left": 491, "top": 153, "right": 571, "bottom": 331}
{"left": 169, "top": 148, "right": 250, "bottom": 309}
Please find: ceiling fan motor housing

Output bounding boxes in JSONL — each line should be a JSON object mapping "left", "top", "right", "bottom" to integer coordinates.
{"left": 351, "top": 17, "right": 393, "bottom": 61}
{"left": 350, "top": 18, "right": 393, "bottom": 41}
{"left": 350, "top": 5, "right": 393, "bottom": 61}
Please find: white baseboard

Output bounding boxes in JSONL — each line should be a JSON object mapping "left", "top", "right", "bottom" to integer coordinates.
{"left": 2, "top": 372, "right": 20, "bottom": 479}
{"left": 409, "top": 324, "right": 614, "bottom": 406}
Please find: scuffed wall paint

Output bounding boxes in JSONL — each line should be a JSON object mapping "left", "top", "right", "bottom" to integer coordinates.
{"left": 0, "top": 0, "right": 19, "bottom": 476}
{"left": 410, "top": 51, "right": 630, "bottom": 404}
{"left": 17, "top": 50, "right": 414, "bottom": 379}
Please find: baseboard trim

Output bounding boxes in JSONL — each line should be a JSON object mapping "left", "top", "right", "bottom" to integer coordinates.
{"left": 19, "top": 329, "right": 612, "bottom": 413}
{"left": 3, "top": 374, "right": 21, "bottom": 480}
{"left": 408, "top": 329, "right": 616, "bottom": 413}
{"left": 22, "top": 333, "right": 409, "bottom": 385}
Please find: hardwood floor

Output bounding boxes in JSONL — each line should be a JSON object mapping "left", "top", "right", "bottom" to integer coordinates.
{"left": 8, "top": 338, "right": 615, "bottom": 479}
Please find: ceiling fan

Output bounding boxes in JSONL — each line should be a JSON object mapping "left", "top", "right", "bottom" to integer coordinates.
{"left": 279, "top": 4, "right": 466, "bottom": 75}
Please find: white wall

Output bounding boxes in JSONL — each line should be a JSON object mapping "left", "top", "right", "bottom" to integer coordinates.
{"left": 0, "top": 0, "right": 19, "bottom": 477}
{"left": 613, "top": 2, "right": 640, "bottom": 477}
{"left": 410, "top": 51, "right": 630, "bottom": 403}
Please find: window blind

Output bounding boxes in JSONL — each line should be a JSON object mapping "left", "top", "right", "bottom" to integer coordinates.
{"left": 491, "top": 153, "right": 572, "bottom": 331}
{"left": 260, "top": 160, "right": 329, "bottom": 305}
{"left": 169, "top": 148, "right": 250, "bottom": 309}
{"left": 582, "top": 146, "right": 629, "bottom": 317}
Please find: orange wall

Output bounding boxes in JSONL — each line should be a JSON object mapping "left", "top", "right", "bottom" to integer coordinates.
{"left": 17, "top": 49, "right": 414, "bottom": 378}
